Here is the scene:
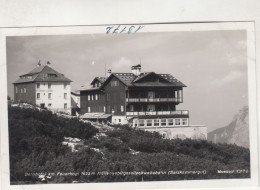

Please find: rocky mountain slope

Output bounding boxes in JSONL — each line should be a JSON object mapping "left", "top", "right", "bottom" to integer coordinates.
{"left": 208, "top": 106, "right": 249, "bottom": 148}
{"left": 8, "top": 106, "right": 250, "bottom": 184}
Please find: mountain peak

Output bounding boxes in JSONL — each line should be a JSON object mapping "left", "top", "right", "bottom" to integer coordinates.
{"left": 208, "top": 106, "right": 249, "bottom": 148}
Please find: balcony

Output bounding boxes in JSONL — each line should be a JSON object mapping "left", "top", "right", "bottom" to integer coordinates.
{"left": 126, "top": 97, "right": 183, "bottom": 103}
{"left": 126, "top": 110, "right": 189, "bottom": 116}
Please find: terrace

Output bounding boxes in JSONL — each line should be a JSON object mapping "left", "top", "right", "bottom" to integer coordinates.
{"left": 126, "top": 110, "right": 189, "bottom": 116}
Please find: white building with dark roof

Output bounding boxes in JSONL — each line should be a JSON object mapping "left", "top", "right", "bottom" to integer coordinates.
{"left": 13, "top": 61, "right": 72, "bottom": 114}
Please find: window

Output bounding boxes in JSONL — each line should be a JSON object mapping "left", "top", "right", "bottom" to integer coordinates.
{"left": 154, "top": 119, "right": 159, "bottom": 126}
{"left": 161, "top": 119, "right": 167, "bottom": 126}
{"left": 182, "top": 118, "right": 188, "bottom": 126}
{"left": 147, "top": 119, "right": 153, "bottom": 126}
{"left": 64, "top": 103, "right": 67, "bottom": 109}
{"left": 95, "top": 94, "right": 98, "bottom": 100}
{"left": 15, "top": 87, "right": 18, "bottom": 93}
{"left": 130, "top": 105, "right": 134, "bottom": 112}
{"left": 48, "top": 103, "right": 52, "bottom": 107}
{"left": 175, "top": 119, "right": 180, "bottom": 125}
{"left": 37, "top": 93, "right": 40, "bottom": 99}
{"left": 21, "top": 88, "right": 23, "bottom": 93}
{"left": 48, "top": 83, "right": 51, "bottom": 89}
{"left": 111, "top": 80, "right": 119, "bottom": 87}
{"left": 64, "top": 93, "right": 67, "bottom": 99}
{"left": 104, "top": 106, "right": 106, "bottom": 112}
{"left": 118, "top": 119, "right": 121, "bottom": 123}
{"left": 37, "top": 83, "right": 40, "bottom": 88}
{"left": 48, "top": 93, "right": 52, "bottom": 99}
{"left": 88, "top": 95, "right": 90, "bottom": 101}
{"left": 64, "top": 83, "right": 68, "bottom": 89}
{"left": 88, "top": 106, "right": 91, "bottom": 112}
{"left": 42, "top": 74, "right": 47, "bottom": 78}
{"left": 24, "top": 88, "right": 26, "bottom": 93}
{"left": 139, "top": 119, "right": 145, "bottom": 127}
{"left": 121, "top": 105, "right": 124, "bottom": 112}
{"left": 168, "top": 118, "right": 174, "bottom": 126}
{"left": 48, "top": 74, "right": 57, "bottom": 78}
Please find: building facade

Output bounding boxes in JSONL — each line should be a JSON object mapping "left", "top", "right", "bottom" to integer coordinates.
{"left": 71, "top": 91, "right": 81, "bottom": 115}
{"left": 79, "top": 65, "right": 207, "bottom": 140}
{"left": 13, "top": 61, "right": 72, "bottom": 114}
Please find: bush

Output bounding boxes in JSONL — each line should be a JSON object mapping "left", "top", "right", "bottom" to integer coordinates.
{"left": 8, "top": 106, "right": 250, "bottom": 183}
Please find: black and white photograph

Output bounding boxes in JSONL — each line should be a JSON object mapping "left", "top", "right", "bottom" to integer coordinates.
{"left": 0, "top": 21, "right": 259, "bottom": 189}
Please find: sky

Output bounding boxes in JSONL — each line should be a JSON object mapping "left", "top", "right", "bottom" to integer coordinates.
{"left": 6, "top": 30, "right": 248, "bottom": 132}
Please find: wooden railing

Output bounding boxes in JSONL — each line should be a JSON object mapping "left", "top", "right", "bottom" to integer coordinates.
{"left": 126, "top": 110, "right": 189, "bottom": 116}
{"left": 126, "top": 97, "right": 182, "bottom": 103}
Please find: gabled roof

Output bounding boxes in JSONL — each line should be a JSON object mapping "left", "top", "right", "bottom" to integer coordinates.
{"left": 71, "top": 91, "right": 80, "bottom": 96}
{"left": 133, "top": 72, "right": 152, "bottom": 82}
{"left": 14, "top": 63, "right": 72, "bottom": 84}
{"left": 80, "top": 70, "right": 186, "bottom": 92}
{"left": 90, "top": 77, "right": 107, "bottom": 85}
{"left": 113, "top": 73, "right": 136, "bottom": 86}
{"left": 98, "top": 72, "right": 186, "bottom": 89}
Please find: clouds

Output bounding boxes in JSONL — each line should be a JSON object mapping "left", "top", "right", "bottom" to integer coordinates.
{"left": 110, "top": 57, "right": 133, "bottom": 71}
{"left": 211, "top": 70, "right": 246, "bottom": 86}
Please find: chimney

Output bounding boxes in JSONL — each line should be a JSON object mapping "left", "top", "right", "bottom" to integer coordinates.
{"left": 46, "top": 61, "right": 51, "bottom": 67}
{"left": 108, "top": 69, "right": 112, "bottom": 76}
{"left": 131, "top": 64, "right": 141, "bottom": 76}
{"left": 37, "top": 60, "right": 41, "bottom": 67}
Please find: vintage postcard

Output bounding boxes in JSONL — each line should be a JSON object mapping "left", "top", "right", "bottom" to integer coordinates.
{"left": 0, "top": 22, "right": 258, "bottom": 189}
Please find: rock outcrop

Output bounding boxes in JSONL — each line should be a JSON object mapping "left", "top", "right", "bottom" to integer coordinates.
{"left": 208, "top": 106, "right": 249, "bottom": 148}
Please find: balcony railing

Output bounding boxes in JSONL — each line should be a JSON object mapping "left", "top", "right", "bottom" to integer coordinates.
{"left": 126, "top": 110, "right": 189, "bottom": 116}
{"left": 126, "top": 97, "right": 182, "bottom": 103}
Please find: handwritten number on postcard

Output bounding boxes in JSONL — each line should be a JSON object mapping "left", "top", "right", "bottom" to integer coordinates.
{"left": 106, "top": 25, "right": 144, "bottom": 34}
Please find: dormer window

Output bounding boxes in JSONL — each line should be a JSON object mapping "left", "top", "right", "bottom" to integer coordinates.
{"left": 48, "top": 74, "right": 57, "bottom": 78}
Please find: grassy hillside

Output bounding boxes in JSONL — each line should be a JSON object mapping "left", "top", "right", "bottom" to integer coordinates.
{"left": 8, "top": 106, "right": 250, "bottom": 184}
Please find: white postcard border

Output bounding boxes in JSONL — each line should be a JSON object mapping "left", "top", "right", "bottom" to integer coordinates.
{"left": 0, "top": 22, "right": 258, "bottom": 190}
